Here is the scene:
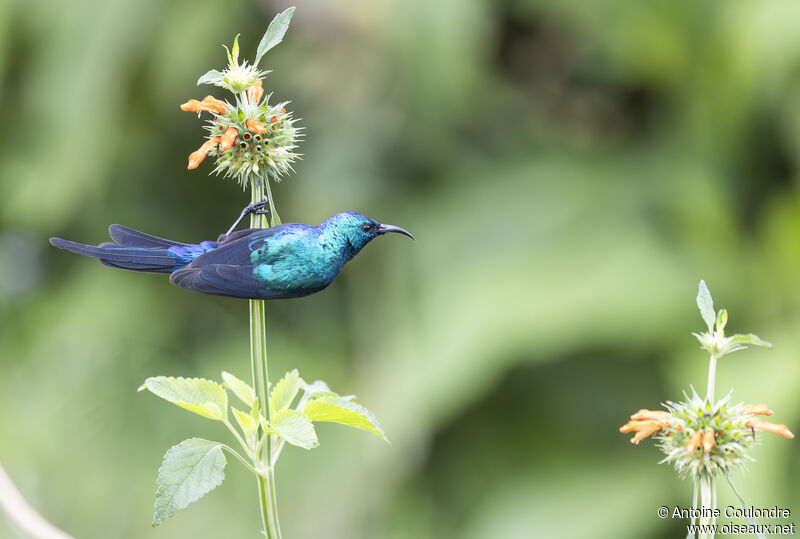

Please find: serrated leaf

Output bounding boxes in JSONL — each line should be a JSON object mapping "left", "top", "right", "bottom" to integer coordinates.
{"left": 197, "top": 69, "right": 224, "bottom": 86}
{"left": 730, "top": 333, "right": 772, "bottom": 349}
{"left": 305, "top": 379, "right": 337, "bottom": 398}
{"left": 272, "top": 410, "right": 318, "bottom": 449}
{"left": 254, "top": 7, "right": 295, "bottom": 65}
{"left": 153, "top": 438, "right": 226, "bottom": 526}
{"left": 139, "top": 377, "right": 228, "bottom": 421}
{"left": 303, "top": 397, "right": 389, "bottom": 443}
{"left": 696, "top": 280, "right": 716, "bottom": 332}
{"left": 259, "top": 416, "right": 280, "bottom": 436}
{"left": 221, "top": 371, "right": 255, "bottom": 407}
{"left": 270, "top": 369, "right": 302, "bottom": 418}
{"left": 232, "top": 407, "right": 258, "bottom": 446}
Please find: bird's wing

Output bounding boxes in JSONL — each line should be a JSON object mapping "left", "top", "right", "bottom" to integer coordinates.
{"left": 169, "top": 264, "right": 282, "bottom": 299}
{"left": 189, "top": 224, "right": 304, "bottom": 267}
{"left": 219, "top": 228, "right": 261, "bottom": 244}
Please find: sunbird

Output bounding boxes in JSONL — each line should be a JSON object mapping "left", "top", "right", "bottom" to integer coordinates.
{"left": 49, "top": 200, "right": 414, "bottom": 300}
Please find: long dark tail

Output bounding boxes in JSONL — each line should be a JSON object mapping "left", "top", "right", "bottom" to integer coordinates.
{"left": 50, "top": 225, "right": 187, "bottom": 274}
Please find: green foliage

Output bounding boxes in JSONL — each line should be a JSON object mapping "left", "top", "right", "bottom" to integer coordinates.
{"left": 232, "top": 407, "right": 258, "bottom": 447}
{"left": 696, "top": 280, "right": 716, "bottom": 333}
{"left": 197, "top": 69, "right": 224, "bottom": 86}
{"left": 227, "top": 35, "right": 240, "bottom": 66}
{"left": 729, "top": 334, "right": 771, "bottom": 349}
{"left": 691, "top": 281, "right": 772, "bottom": 359}
{"left": 139, "top": 369, "right": 387, "bottom": 524}
{"left": 303, "top": 396, "right": 389, "bottom": 443}
{"left": 271, "top": 410, "right": 318, "bottom": 450}
{"left": 139, "top": 377, "right": 228, "bottom": 421}
{"left": 269, "top": 369, "right": 302, "bottom": 418}
{"left": 153, "top": 438, "right": 227, "bottom": 527}
{"left": 222, "top": 371, "right": 256, "bottom": 408}
{"left": 255, "top": 7, "right": 295, "bottom": 65}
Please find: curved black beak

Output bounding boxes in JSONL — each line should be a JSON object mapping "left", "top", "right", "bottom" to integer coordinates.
{"left": 378, "top": 223, "right": 415, "bottom": 240}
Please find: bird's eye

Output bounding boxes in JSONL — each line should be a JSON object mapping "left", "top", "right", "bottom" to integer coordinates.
{"left": 361, "top": 223, "right": 372, "bottom": 232}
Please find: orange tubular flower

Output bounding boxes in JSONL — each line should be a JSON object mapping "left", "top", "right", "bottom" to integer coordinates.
{"left": 188, "top": 137, "right": 220, "bottom": 170}
{"left": 246, "top": 118, "right": 267, "bottom": 134}
{"left": 247, "top": 80, "right": 264, "bottom": 103}
{"left": 219, "top": 127, "right": 238, "bottom": 151}
{"left": 181, "top": 98, "right": 226, "bottom": 115}
{"left": 620, "top": 409, "right": 672, "bottom": 444}
{"left": 630, "top": 424, "right": 663, "bottom": 445}
{"left": 746, "top": 420, "right": 795, "bottom": 439}
{"left": 686, "top": 430, "right": 703, "bottom": 453}
{"left": 201, "top": 95, "right": 229, "bottom": 114}
{"left": 742, "top": 404, "right": 774, "bottom": 416}
{"left": 702, "top": 428, "right": 715, "bottom": 453}
{"left": 631, "top": 409, "right": 671, "bottom": 422}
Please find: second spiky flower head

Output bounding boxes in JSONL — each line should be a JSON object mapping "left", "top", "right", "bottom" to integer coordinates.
{"left": 181, "top": 8, "right": 300, "bottom": 189}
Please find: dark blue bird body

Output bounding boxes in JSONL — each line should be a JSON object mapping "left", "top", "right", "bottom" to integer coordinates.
{"left": 50, "top": 212, "right": 413, "bottom": 300}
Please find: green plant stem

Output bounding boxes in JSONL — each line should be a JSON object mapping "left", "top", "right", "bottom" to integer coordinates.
{"left": 706, "top": 354, "right": 718, "bottom": 403}
{"left": 700, "top": 353, "right": 719, "bottom": 539}
{"left": 249, "top": 179, "right": 282, "bottom": 539}
{"left": 699, "top": 472, "right": 715, "bottom": 539}
{"left": 222, "top": 420, "right": 251, "bottom": 456}
{"left": 220, "top": 445, "right": 260, "bottom": 476}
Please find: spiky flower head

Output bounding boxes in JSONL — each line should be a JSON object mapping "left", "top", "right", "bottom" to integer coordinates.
{"left": 180, "top": 8, "right": 300, "bottom": 189}
{"left": 620, "top": 391, "right": 792, "bottom": 480}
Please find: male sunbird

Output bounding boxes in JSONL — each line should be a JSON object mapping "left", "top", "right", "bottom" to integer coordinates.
{"left": 49, "top": 200, "right": 414, "bottom": 300}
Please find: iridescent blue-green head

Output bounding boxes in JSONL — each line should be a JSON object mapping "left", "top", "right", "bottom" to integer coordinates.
{"left": 322, "top": 212, "right": 415, "bottom": 260}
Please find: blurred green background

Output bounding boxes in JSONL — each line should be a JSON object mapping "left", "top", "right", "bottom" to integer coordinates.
{"left": 2, "top": 0, "right": 800, "bottom": 537}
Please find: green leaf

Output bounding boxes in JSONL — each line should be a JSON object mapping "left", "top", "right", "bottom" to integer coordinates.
{"left": 303, "top": 396, "right": 389, "bottom": 443}
{"left": 715, "top": 308, "right": 728, "bottom": 332}
{"left": 152, "top": 438, "right": 226, "bottom": 526}
{"left": 305, "top": 379, "right": 337, "bottom": 398}
{"left": 259, "top": 416, "right": 280, "bottom": 436}
{"left": 722, "top": 471, "right": 768, "bottom": 539}
{"left": 272, "top": 410, "right": 318, "bottom": 449}
{"left": 231, "top": 34, "right": 240, "bottom": 64}
{"left": 696, "top": 280, "right": 715, "bottom": 332}
{"left": 221, "top": 371, "right": 255, "bottom": 408}
{"left": 232, "top": 407, "right": 258, "bottom": 447}
{"left": 197, "top": 69, "right": 224, "bottom": 86}
{"left": 270, "top": 369, "right": 302, "bottom": 418}
{"left": 254, "top": 7, "right": 295, "bottom": 65}
{"left": 730, "top": 333, "right": 772, "bottom": 349}
{"left": 139, "top": 377, "right": 228, "bottom": 421}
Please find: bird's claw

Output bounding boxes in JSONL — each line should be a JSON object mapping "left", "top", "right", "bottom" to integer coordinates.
{"left": 222, "top": 197, "right": 271, "bottom": 238}
{"left": 241, "top": 198, "right": 269, "bottom": 215}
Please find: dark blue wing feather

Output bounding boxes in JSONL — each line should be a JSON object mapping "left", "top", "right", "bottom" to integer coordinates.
{"left": 108, "top": 224, "right": 186, "bottom": 248}
{"left": 170, "top": 264, "right": 278, "bottom": 299}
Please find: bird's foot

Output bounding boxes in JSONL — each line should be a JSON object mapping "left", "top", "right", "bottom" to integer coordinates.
{"left": 244, "top": 199, "right": 269, "bottom": 214}
{"left": 221, "top": 197, "right": 271, "bottom": 239}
